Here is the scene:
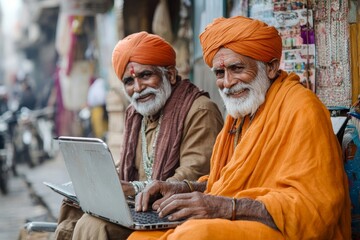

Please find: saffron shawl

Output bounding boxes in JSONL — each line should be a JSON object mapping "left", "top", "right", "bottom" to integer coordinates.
{"left": 204, "top": 70, "right": 351, "bottom": 239}
{"left": 118, "top": 79, "right": 209, "bottom": 181}
{"left": 128, "top": 70, "right": 351, "bottom": 240}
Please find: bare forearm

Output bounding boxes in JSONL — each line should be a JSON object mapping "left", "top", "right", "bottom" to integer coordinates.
{"left": 182, "top": 180, "right": 207, "bottom": 193}
{"left": 179, "top": 181, "right": 277, "bottom": 229}
{"left": 234, "top": 198, "right": 278, "bottom": 230}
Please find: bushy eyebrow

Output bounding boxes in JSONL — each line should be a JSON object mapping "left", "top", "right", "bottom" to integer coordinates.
{"left": 122, "top": 76, "right": 133, "bottom": 82}
{"left": 227, "top": 61, "right": 244, "bottom": 68}
{"left": 123, "top": 68, "right": 155, "bottom": 79}
{"left": 212, "top": 61, "right": 243, "bottom": 71}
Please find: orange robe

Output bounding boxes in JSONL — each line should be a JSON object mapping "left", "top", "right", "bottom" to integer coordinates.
{"left": 128, "top": 71, "right": 351, "bottom": 240}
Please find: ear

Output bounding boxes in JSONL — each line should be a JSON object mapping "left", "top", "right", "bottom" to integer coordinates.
{"left": 166, "top": 66, "right": 178, "bottom": 85}
{"left": 266, "top": 58, "right": 280, "bottom": 80}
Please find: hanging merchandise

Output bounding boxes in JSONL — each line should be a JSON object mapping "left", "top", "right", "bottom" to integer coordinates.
{"left": 314, "top": 0, "right": 352, "bottom": 107}
{"left": 55, "top": 13, "right": 72, "bottom": 63}
{"left": 66, "top": 16, "right": 85, "bottom": 75}
{"left": 152, "top": 0, "right": 174, "bottom": 43}
{"left": 59, "top": 61, "right": 94, "bottom": 111}
{"left": 249, "top": 0, "right": 315, "bottom": 92}
{"left": 229, "top": 0, "right": 248, "bottom": 17}
{"left": 275, "top": 6, "right": 315, "bottom": 91}
{"left": 60, "top": 0, "right": 113, "bottom": 16}
{"left": 249, "top": 0, "right": 276, "bottom": 25}
{"left": 244, "top": 0, "right": 352, "bottom": 106}
{"left": 348, "top": 0, "right": 359, "bottom": 104}
{"left": 173, "top": 0, "right": 192, "bottom": 78}
{"left": 174, "top": 38, "right": 190, "bottom": 79}
{"left": 56, "top": 15, "right": 96, "bottom": 111}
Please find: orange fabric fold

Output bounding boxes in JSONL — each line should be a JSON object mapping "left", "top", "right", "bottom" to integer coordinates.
{"left": 112, "top": 31, "right": 176, "bottom": 80}
{"left": 128, "top": 219, "right": 284, "bottom": 240}
{"left": 199, "top": 16, "right": 282, "bottom": 67}
{"left": 128, "top": 71, "right": 351, "bottom": 240}
{"left": 205, "top": 71, "right": 351, "bottom": 239}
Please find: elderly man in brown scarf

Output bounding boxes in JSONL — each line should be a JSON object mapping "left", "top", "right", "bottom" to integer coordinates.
{"left": 54, "top": 31, "right": 223, "bottom": 239}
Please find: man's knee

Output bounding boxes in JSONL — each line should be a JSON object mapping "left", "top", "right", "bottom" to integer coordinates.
{"left": 57, "top": 199, "right": 83, "bottom": 224}
{"left": 55, "top": 200, "right": 84, "bottom": 240}
{"left": 54, "top": 218, "right": 79, "bottom": 240}
{"left": 77, "top": 214, "right": 107, "bottom": 229}
{"left": 73, "top": 214, "right": 132, "bottom": 240}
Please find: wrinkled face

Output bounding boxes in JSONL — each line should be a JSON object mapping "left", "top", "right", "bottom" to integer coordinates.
{"left": 212, "top": 48, "right": 271, "bottom": 118}
{"left": 122, "top": 62, "right": 173, "bottom": 116}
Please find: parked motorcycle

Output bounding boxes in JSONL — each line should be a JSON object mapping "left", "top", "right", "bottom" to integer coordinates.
{"left": 35, "top": 106, "right": 58, "bottom": 159}
{"left": 12, "top": 107, "right": 40, "bottom": 168}
{"left": 78, "top": 107, "right": 93, "bottom": 137}
{"left": 0, "top": 111, "right": 15, "bottom": 195}
{"left": 12, "top": 107, "right": 57, "bottom": 168}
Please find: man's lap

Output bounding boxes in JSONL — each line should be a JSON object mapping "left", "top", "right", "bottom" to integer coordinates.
{"left": 73, "top": 213, "right": 132, "bottom": 240}
{"left": 128, "top": 219, "right": 283, "bottom": 240}
{"left": 54, "top": 200, "right": 84, "bottom": 240}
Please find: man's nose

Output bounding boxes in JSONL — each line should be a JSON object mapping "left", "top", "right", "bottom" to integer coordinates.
{"left": 133, "top": 78, "right": 144, "bottom": 92}
{"left": 223, "top": 70, "right": 236, "bottom": 89}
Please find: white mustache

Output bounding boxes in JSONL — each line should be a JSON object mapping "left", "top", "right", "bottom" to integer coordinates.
{"left": 132, "top": 88, "right": 158, "bottom": 101}
{"left": 222, "top": 83, "right": 251, "bottom": 95}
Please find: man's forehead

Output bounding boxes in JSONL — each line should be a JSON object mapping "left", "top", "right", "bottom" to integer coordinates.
{"left": 124, "top": 62, "right": 154, "bottom": 73}
{"left": 212, "top": 49, "right": 254, "bottom": 68}
{"left": 212, "top": 56, "right": 244, "bottom": 69}
{"left": 125, "top": 62, "right": 153, "bottom": 69}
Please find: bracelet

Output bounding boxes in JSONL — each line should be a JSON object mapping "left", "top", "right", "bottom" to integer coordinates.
{"left": 183, "top": 179, "right": 194, "bottom": 192}
{"left": 231, "top": 197, "right": 237, "bottom": 221}
{"left": 130, "top": 180, "right": 153, "bottom": 196}
{"left": 130, "top": 181, "right": 140, "bottom": 195}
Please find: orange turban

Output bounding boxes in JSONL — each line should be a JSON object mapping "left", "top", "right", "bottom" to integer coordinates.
{"left": 199, "top": 16, "right": 282, "bottom": 67}
{"left": 112, "top": 31, "right": 176, "bottom": 80}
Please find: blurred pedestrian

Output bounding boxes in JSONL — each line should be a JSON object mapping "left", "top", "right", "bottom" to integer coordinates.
{"left": 18, "top": 78, "right": 36, "bottom": 110}
{"left": 86, "top": 77, "right": 108, "bottom": 139}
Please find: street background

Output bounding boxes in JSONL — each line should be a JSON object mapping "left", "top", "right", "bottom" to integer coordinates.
{"left": 0, "top": 0, "right": 358, "bottom": 239}
{"left": 0, "top": 150, "right": 70, "bottom": 240}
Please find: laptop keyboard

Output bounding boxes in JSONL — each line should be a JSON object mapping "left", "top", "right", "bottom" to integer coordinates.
{"left": 130, "top": 207, "right": 171, "bottom": 224}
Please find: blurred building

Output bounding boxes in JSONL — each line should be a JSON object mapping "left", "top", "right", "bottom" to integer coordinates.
{"left": 0, "top": 5, "right": 4, "bottom": 84}
{"left": 0, "top": 4, "right": 3, "bottom": 83}
{"left": 3, "top": 0, "right": 359, "bottom": 161}
{"left": 14, "top": 0, "right": 59, "bottom": 104}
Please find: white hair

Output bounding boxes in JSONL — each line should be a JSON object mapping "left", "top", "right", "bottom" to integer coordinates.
{"left": 123, "top": 67, "right": 172, "bottom": 116}
{"left": 218, "top": 61, "right": 271, "bottom": 118}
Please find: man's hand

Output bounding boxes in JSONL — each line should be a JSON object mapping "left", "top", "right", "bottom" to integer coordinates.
{"left": 120, "top": 180, "right": 135, "bottom": 197}
{"left": 155, "top": 192, "right": 232, "bottom": 221}
{"left": 135, "top": 180, "right": 189, "bottom": 212}
{"left": 135, "top": 181, "right": 233, "bottom": 222}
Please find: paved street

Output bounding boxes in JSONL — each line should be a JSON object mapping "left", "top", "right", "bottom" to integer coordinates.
{"left": 0, "top": 152, "right": 70, "bottom": 240}
{"left": 0, "top": 168, "right": 47, "bottom": 240}
{"left": 0, "top": 169, "right": 46, "bottom": 240}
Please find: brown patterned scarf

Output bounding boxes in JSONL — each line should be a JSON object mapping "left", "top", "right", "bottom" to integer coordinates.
{"left": 118, "top": 79, "right": 209, "bottom": 181}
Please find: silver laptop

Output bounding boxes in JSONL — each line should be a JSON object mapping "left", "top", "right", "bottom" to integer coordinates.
{"left": 57, "top": 136, "right": 184, "bottom": 230}
{"left": 43, "top": 181, "right": 78, "bottom": 204}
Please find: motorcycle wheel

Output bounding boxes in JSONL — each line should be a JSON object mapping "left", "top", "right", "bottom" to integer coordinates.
{"left": 0, "top": 163, "right": 9, "bottom": 194}
{"left": 23, "top": 146, "right": 37, "bottom": 168}
{"left": 24, "top": 135, "right": 42, "bottom": 168}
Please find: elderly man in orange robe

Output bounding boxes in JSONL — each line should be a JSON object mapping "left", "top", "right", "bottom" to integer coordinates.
{"left": 126, "top": 16, "right": 351, "bottom": 240}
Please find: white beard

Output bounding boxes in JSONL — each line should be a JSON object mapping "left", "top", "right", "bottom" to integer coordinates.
{"left": 124, "top": 75, "right": 172, "bottom": 117}
{"left": 218, "top": 61, "right": 271, "bottom": 119}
